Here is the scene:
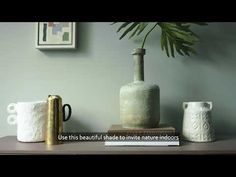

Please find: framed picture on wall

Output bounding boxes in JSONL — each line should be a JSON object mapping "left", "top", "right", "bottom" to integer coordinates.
{"left": 36, "top": 22, "right": 76, "bottom": 49}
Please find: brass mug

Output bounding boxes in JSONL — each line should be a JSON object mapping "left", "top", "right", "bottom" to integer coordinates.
{"left": 46, "top": 95, "right": 72, "bottom": 145}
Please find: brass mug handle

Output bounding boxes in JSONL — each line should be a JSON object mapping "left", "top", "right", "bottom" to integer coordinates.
{"left": 63, "top": 104, "right": 72, "bottom": 121}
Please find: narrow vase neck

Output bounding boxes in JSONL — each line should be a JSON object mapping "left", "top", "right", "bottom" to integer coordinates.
{"left": 132, "top": 48, "right": 145, "bottom": 82}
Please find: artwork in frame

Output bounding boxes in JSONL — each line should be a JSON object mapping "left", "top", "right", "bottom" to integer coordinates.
{"left": 36, "top": 22, "right": 76, "bottom": 49}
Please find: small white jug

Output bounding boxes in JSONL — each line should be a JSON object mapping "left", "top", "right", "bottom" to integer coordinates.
{"left": 7, "top": 101, "right": 47, "bottom": 142}
{"left": 182, "top": 101, "right": 215, "bottom": 142}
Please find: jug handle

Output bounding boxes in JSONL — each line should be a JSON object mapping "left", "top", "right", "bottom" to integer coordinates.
{"left": 183, "top": 102, "right": 188, "bottom": 109}
{"left": 7, "top": 103, "right": 17, "bottom": 114}
{"left": 7, "top": 115, "right": 17, "bottom": 125}
{"left": 207, "top": 102, "right": 213, "bottom": 110}
{"left": 63, "top": 104, "right": 72, "bottom": 121}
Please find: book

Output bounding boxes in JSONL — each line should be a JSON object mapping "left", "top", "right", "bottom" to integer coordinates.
{"left": 105, "top": 124, "right": 180, "bottom": 146}
{"left": 105, "top": 140, "right": 180, "bottom": 146}
{"left": 107, "top": 124, "right": 177, "bottom": 136}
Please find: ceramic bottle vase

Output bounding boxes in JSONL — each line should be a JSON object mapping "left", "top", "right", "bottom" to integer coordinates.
{"left": 120, "top": 48, "right": 160, "bottom": 129}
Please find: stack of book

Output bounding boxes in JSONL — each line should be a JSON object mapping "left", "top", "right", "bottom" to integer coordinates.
{"left": 105, "top": 124, "right": 180, "bottom": 146}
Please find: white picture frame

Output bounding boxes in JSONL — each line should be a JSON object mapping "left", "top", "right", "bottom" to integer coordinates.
{"left": 35, "top": 22, "right": 76, "bottom": 49}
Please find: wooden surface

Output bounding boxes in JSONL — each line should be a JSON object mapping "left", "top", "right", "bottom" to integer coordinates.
{"left": 0, "top": 136, "right": 236, "bottom": 155}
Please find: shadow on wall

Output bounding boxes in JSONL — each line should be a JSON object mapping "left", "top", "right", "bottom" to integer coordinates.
{"left": 64, "top": 116, "right": 93, "bottom": 132}
{"left": 193, "top": 23, "right": 236, "bottom": 67}
{"left": 197, "top": 23, "right": 236, "bottom": 135}
{"left": 76, "top": 22, "right": 91, "bottom": 54}
{"left": 161, "top": 104, "right": 183, "bottom": 133}
{"left": 213, "top": 109, "right": 236, "bottom": 136}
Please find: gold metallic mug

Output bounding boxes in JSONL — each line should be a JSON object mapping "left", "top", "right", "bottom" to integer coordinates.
{"left": 46, "top": 95, "right": 72, "bottom": 145}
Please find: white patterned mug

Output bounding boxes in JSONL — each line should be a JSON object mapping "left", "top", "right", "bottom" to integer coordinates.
{"left": 182, "top": 101, "right": 215, "bottom": 142}
{"left": 7, "top": 101, "right": 47, "bottom": 142}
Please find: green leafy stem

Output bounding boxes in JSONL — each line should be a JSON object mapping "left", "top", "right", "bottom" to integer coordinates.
{"left": 112, "top": 22, "right": 208, "bottom": 58}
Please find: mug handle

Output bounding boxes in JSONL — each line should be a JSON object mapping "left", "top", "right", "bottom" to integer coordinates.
{"left": 7, "top": 115, "right": 17, "bottom": 125}
{"left": 207, "top": 102, "right": 213, "bottom": 110}
{"left": 7, "top": 103, "right": 17, "bottom": 114}
{"left": 183, "top": 102, "right": 188, "bottom": 109}
{"left": 63, "top": 104, "right": 72, "bottom": 122}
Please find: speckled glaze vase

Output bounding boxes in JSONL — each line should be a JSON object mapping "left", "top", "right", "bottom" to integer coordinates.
{"left": 182, "top": 102, "right": 215, "bottom": 142}
{"left": 120, "top": 48, "right": 160, "bottom": 129}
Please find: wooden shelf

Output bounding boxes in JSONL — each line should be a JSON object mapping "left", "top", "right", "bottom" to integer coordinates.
{"left": 0, "top": 136, "right": 236, "bottom": 155}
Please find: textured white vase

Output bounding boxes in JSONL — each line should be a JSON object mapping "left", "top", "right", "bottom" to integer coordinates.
{"left": 7, "top": 101, "right": 47, "bottom": 142}
{"left": 120, "top": 48, "right": 160, "bottom": 129}
{"left": 182, "top": 101, "right": 215, "bottom": 142}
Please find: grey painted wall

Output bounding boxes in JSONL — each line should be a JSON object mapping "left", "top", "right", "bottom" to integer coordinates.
{"left": 0, "top": 22, "right": 236, "bottom": 137}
